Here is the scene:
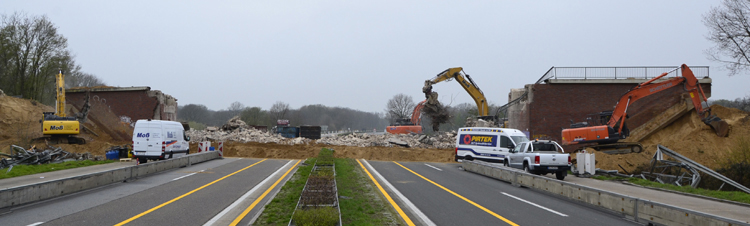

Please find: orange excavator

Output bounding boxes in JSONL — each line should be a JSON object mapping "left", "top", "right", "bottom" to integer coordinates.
{"left": 386, "top": 100, "right": 426, "bottom": 134}
{"left": 561, "top": 64, "right": 729, "bottom": 153}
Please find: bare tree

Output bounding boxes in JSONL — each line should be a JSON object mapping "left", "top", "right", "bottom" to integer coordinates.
{"left": 270, "top": 101, "right": 290, "bottom": 121}
{"left": 385, "top": 93, "right": 416, "bottom": 121}
{"left": 227, "top": 101, "right": 245, "bottom": 116}
{"left": 704, "top": 0, "right": 750, "bottom": 76}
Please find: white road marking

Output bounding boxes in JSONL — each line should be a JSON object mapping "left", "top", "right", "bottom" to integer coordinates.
{"left": 501, "top": 192, "right": 568, "bottom": 217}
{"left": 363, "top": 160, "right": 436, "bottom": 226}
{"left": 172, "top": 170, "right": 205, "bottom": 181}
{"left": 203, "top": 160, "right": 293, "bottom": 226}
{"left": 27, "top": 222, "right": 44, "bottom": 226}
{"left": 424, "top": 164, "right": 442, "bottom": 171}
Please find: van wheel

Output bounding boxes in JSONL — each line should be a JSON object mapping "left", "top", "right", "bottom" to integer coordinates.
{"left": 556, "top": 171, "right": 566, "bottom": 180}
{"left": 169, "top": 152, "right": 173, "bottom": 159}
{"left": 138, "top": 157, "right": 147, "bottom": 164}
{"left": 465, "top": 155, "right": 473, "bottom": 161}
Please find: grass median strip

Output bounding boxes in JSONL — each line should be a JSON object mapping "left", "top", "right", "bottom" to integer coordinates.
{"left": 254, "top": 158, "right": 316, "bottom": 225}
{"left": 0, "top": 160, "right": 116, "bottom": 180}
{"left": 393, "top": 161, "right": 519, "bottom": 226}
{"left": 114, "top": 159, "right": 267, "bottom": 226}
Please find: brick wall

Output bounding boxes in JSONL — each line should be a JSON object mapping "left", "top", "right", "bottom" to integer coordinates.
{"left": 519, "top": 82, "right": 711, "bottom": 143}
{"left": 67, "top": 90, "right": 158, "bottom": 121}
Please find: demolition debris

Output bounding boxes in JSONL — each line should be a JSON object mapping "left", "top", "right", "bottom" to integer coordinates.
{"left": 1, "top": 145, "right": 101, "bottom": 170}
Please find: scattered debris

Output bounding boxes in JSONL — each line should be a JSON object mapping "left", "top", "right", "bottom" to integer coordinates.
{"left": 0, "top": 145, "right": 101, "bottom": 169}
{"left": 221, "top": 116, "right": 248, "bottom": 131}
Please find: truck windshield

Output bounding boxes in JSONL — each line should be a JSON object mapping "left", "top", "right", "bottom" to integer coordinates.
{"left": 511, "top": 136, "right": 529, "bottom": 144}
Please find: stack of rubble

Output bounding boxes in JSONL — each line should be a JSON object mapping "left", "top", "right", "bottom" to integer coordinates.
{"left": 1, "top": 145, "right": 101, "bottom": 169}
{"left": 186, "top": 117, "right": 459, "bottom": 148}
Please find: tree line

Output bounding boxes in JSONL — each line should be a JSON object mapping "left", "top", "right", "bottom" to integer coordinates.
{"left": 178, "top": 101, "right": 389, "bottom": 132}
{"left": 0, "top": 12, "right": 105, "bottom": 105}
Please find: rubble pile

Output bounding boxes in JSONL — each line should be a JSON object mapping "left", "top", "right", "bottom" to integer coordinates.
{"left": 188, "top": 117, "right": 458, "bottom": 149}
{"left": 1, "top": 145, "right": 101, "bottom": 169}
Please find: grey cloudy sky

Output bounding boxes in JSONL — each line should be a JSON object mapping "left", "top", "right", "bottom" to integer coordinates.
{"left": 4, "top": 0, "right": 749, "bottom": 113}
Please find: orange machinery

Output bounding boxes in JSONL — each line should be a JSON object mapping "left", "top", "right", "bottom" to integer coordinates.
{"left": 561, "top": 64, "right": 729, "bottom": 153}
{"left": 386, "top": 100, "right": 426, "bottom": 134}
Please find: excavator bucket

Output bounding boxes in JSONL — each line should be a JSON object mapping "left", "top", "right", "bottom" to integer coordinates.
{"left": 703, "top": 115, "right": 730, "bottom": 137}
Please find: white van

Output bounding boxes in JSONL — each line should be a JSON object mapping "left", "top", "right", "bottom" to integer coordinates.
{"left": 455, "top": 127, "right": 529, "bottom": 163}
{"left": 132, "top": 119, "right": 190, "bottom": 164}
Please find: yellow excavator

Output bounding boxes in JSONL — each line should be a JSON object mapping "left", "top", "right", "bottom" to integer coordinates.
{"left": 422, "top": 67, "right": 499, "bottom": 130}
{"left": 38, "top": 71, "right": 85, "bottom": 144}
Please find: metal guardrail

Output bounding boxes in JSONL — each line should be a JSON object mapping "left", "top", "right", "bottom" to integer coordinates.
{"left": 542, "top": 66, "right": 710, "bottom": 80}
{"left": 657, "top": 145, "right": 750, "bottom": 194}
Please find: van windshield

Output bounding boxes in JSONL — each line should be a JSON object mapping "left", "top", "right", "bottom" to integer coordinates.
{"left": 511, "top": 136, "right": 529, "bottom": 144}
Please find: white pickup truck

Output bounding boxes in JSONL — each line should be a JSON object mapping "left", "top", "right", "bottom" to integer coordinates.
{"left": 504, "top": 140, "right": 571, "bottom": 180}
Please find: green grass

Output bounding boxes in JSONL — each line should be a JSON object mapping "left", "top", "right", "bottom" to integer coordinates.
{"left": 592, "top": 175, "right": 750, "bottom": 205}
{"left": 292, "top": 207, "right": 339, "bottom": 226}
{"left": 0, "top": 160, "right": 116, "bottom": 180}
{"left": 335, "top": 158, "right": 398, "bottom": 225}
{"left": 254, "top": 158, "right": 316, "bottom": 225}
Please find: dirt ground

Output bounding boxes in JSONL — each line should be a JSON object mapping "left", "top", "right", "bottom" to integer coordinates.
{"left": 581, "top": 105, "right": 750, "bottom": 173}
{"left": 193, "top": 142, "right": 456, "bottom": 163}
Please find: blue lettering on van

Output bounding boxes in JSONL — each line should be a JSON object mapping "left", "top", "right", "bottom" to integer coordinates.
{"left": 136, "top": 133, "right": 150, "bottom": 138}
{"left": 459, "top": 134, "right": 498, "bottom": 147}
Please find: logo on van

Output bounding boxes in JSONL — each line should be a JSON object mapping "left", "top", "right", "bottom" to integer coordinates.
{"left": 459, "top": 134, "right": 497, "bottom": 147}
{"left": 136, "top": 133, "right": 150, "bottom": 138}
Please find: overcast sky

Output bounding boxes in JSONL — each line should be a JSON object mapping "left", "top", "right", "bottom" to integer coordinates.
{"left": 4, "top": 1, "right": 749, "bottom": 113}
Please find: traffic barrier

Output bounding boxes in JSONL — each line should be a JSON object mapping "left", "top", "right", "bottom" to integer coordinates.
{"left": 0, "top": 151, "right": 220, "bottom": 209}
{"left": 462, "top": 161, "right": 749, "bottom": 226}
{"left": 217, "top": 142, "right": 223, "bottom": 158}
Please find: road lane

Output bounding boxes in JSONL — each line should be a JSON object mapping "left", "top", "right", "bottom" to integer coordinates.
{"left": 368, "top": 161, "right": 638, "bottom": 226}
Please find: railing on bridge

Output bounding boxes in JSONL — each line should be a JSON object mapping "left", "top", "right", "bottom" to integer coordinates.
{"left": 541, "top": 66, "right": 710, "bottom": 80}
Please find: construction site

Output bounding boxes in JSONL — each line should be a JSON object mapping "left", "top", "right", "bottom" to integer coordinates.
{"left": 1, "top": 65, "right": 749, "bottom": 190}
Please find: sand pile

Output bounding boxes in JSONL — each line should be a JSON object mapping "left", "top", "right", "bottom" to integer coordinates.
{"left": 0, "top": 95, "right": 132, "bottom": 156}
{"left": 587, "top": 105, "right": 750, "bottom": 173}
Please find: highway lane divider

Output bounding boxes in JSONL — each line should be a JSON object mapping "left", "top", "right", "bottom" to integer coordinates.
{"left": 361, "top": 159, "right": 435, "bottom": 226}
{"left": 462, "top": 160, "right": 750, "bottom": 226}
{"left": 0, "top": 151, "right": 220, "bottom": 210}
{"left": 393, "top": 161, "right": 520, "bottom": 226}
{"left": 115, "top": 158, "right": 267, "bottom": 226}
{"left": 229, "top": 160, "right": 301, "bottom": 226}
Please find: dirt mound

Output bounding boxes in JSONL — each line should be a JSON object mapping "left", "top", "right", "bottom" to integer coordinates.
{"left": 197, "top": 141, "right": 455, "bottom": 163}
{"left": 0, "top": 95, "right": 132, "bottom": 156}
{"left": 590, "top": 105, "right": 750, "bottom": 173}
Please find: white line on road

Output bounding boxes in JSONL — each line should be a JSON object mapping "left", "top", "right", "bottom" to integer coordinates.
{"left": 203, "top": 160, "right": 293, "bottom": 226}
{"left": 172, "top": 170, "right": 205, "bottom": 181}
{"left": 424, "top": 164, "right": 442, "bottom": 171}
{"left": 27, "top": 223, "right": 44, "bottom": 226}
{"left": 363, "top": 160, "right": 436, "bottom": 226}
{"left": 501, "top": 192, "right": 568, "bottom": 217}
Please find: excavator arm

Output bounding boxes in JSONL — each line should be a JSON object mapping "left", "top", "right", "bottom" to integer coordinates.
{"left": 423, "top": 67, "right": 490, "bottom": 116}
{"left": 606, "top": 64, "right": 727, "bottom": 137}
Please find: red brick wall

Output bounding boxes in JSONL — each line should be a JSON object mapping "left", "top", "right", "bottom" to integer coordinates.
{"left": 67, "top": 91, "right": 158, "bottom": 121}
{"left": 524, "top": 82, "right": 711, "bottom": 143}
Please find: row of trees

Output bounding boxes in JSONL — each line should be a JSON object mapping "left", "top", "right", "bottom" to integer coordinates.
{"left": 0, "top": 12, "right": 105, "bottom": 105}
{"left": 178, "top": 101, "right": 389, "bottom": 131}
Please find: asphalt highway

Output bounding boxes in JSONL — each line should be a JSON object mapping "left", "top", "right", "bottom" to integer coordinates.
{"left": 0, "top": 158, "right": 297, "bottom": 226}
{"left": 366, "top": 160, "right": 640, "bottom": 226}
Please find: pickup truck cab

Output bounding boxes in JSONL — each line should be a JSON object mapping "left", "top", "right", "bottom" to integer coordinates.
{"left": 505, "top": 140, "right": 571, "bottom": 180}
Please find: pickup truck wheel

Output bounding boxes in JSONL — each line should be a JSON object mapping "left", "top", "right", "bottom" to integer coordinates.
{"left": 556, "top": 171, "right": 566, "bottom": 180}
{"left": 523, "top": 163, "right": 530, "bottom": 174}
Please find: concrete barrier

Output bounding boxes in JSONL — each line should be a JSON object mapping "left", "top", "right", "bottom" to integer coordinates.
{"left": 0, "top": 151, "right": 220, "bottom": 209}
{"left": 462, "top": 161, "right": 750, "bottom": 226}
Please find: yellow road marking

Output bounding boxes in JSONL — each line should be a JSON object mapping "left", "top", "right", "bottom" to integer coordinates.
{"left": 393, "top": 161, "right": 519, "bottom": 226}
{"left": 114, "top": 159, "right": 267, "bottom": 226}
{"left": 357, "top": 159, "right": 415, "bottom": 226}
{"left": 230, "top": 160, "right": 301, "bottom": 226}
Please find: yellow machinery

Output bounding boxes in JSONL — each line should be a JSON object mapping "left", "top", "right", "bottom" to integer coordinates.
{"left": 423, "top": 67, "right": 497, "bottom": 123}
{"left": 40, "top": 71, "right": 84, "bottom": 144}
